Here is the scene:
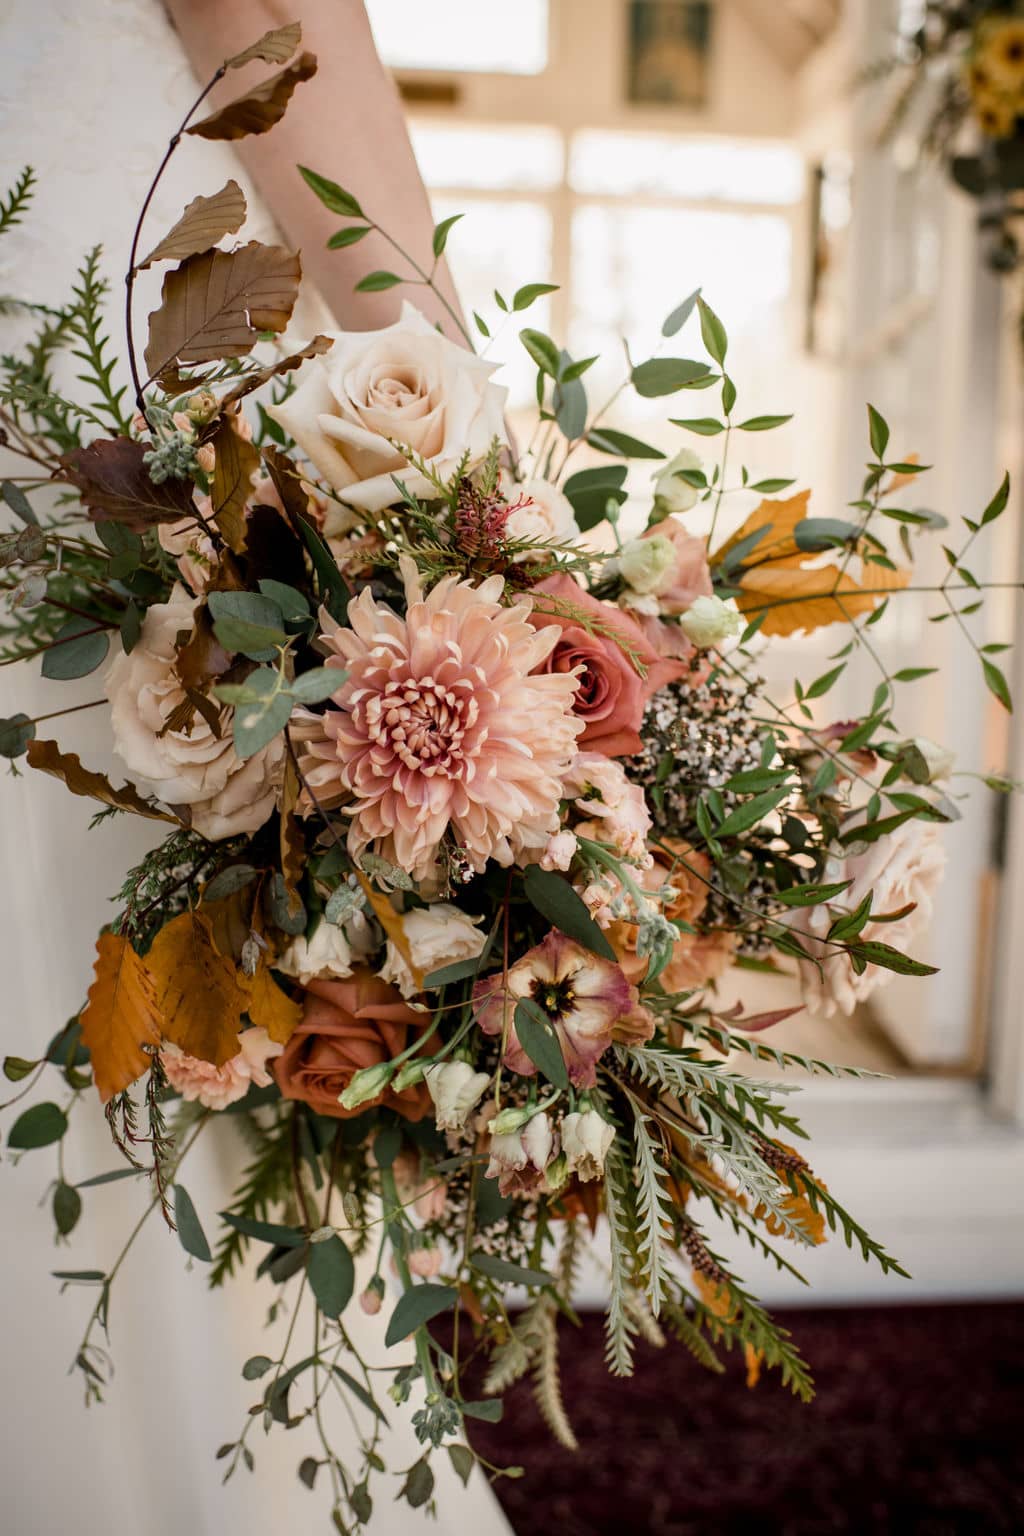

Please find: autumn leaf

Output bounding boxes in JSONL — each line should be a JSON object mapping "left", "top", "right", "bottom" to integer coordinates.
{"left": 79, "top": 932, "right": 163, "bottom": 1102}
{"left": 61, "top": 439, "right": 196, "bottom": 529}
{"left": 187, "top": 52, "right": 317, "bottom": 142}
{"left": 226, "top": 21, "right": 303, "bottom": 69}
{"left": 714, "top": 489, "right": 811, "bottom": 567}
{"left": 210, "top": 413, "right": 261, "bottom": 553}
{"left": 734, "top": 555, "right": 909, "bottom": 638}
{"left": 262, "top": 444, "right": 315, "bottom": 526}
{"left": 137, "top": 181, "right": 247, "bottom": 270}
{"left": 220, "top": 335, "right": 333, "bottom": 408}
{"left": 201, "top": 889, "right": 257, "bottom": 965}
{"left": 146, "top": 910, "right": 249, "bottom": 1066}
{"left": 243, "top": 963, "right": 302, "bottom": 1044}
{"left": 279, "top": 756, "right": 305, "bottom": 919}
{"left": 144, "top": 241, "right": 302, "bottom": 378}
{"left": 357, "top": 872, "right": 424, "bottom": 993}
{"left": 174, "top": 604, "right": 234, "bottom": 697}
{"left": 26, "top": 739, "right": 179, "bottom": 823}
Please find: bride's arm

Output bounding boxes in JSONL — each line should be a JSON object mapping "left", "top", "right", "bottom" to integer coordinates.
{"left": 162, "top": 0, "right": 466, "bottom": 336}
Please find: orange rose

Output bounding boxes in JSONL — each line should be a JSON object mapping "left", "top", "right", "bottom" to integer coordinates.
{"left": 274, "top": 970, "right": 430, "bottom": 1120}
{"left": 608, "top": 839, "right": 732, "bottom": 991}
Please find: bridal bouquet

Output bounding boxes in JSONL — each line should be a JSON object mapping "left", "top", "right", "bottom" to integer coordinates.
{"left": 1, "top": 24, "right": 1015, "bottom": 1530}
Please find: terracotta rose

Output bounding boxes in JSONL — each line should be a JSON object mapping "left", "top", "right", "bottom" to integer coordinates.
{"left": 275, "top": 970, "right": 430, "bottom": 1120}
{"left": 527, "top": 573, "right": 683, "bottom": 757}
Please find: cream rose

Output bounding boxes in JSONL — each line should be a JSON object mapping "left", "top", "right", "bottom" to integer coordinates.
{"left": 105, "top": 584, "right": 284, "bottom": 840}
{"left": 269, "top": 302, "right": 507, "bottom": 525}
{"left": 795, "top": 820, "right": 947, "bottom": 1017}
{"left": 277, "top": 919, "right": 356, "bottom": 986}
{"left": 504, "top": 476, "right": 580, "bottom": 552}
{"left": 378, "top": 903, "right": 487, "bottom": 998}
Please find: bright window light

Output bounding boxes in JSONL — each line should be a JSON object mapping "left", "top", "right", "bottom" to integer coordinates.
{"left": 409, "top": 124, "right": 564, "bottom": 191}
{"left": 366, "top": 0, "right": 549, "bottom": 75}
{"left": 570, "top": 131, "right": 804, "bottom": 205}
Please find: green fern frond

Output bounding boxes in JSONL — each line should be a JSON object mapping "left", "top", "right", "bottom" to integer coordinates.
{"left": 67, "top": 246, "right": 131, "bottom": 435}
{"left": 531, "top": 1305, "right": 578, "bottom": 1451}
{"left": 0, "top": 167, "right": 36, "bottom": 238}
{"left": 632, "top": 1109, "right": 674, "bottom": 1317}
{"left": 661, "top": 1300, "right": 726, "bottom": 1376}
{"left": 602, "top": 1139, "right": 639, "bottom": 1377}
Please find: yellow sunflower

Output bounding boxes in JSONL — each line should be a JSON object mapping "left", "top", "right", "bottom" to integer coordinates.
{"left": 976, "top": 17, "right": 1024, "bottom": 93}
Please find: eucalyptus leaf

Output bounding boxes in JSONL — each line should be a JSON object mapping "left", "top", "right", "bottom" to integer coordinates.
{"left": 587, "top": 428, "right": 664, "bottom": 460}
{"left": 522, "top": 865, "right": 616, "bottom": 960}
{"left": 1, "top": 479, "right": 38, "bottom": 525}
{"left": 631, "top": 358, "right": 710, "bottom": 397}
{"left": 384, "top": 1282, "right": 456, "bottom": 1346}
{"left": 8, "top": 1101, "right": 67, "bottom": 1150}
{"left": 174, "top": 1183, "right": 212, "bottom": 1262}
{"left": 40, "top": 618, "right": 110, "bottom": 681}
{"left": 513, "top": 997, "right": 569, "bottom": 1090}
{"left": 290, "top": 667, "right": 345, "bottom": 705}
{"left": 53, "top": 1181, "right": 82, "bottom": 1237}
{"left": 0, "top": 713, "right": 35, "bottom": 759}
{"left": 307, "top": 1234, "right": 354, "bottom": 1319}
{"left": 470, "top": 1249, "right": 555, "bottom": 1287}
{"left": 661, "top": 287, "right": 700, "bottom": 337}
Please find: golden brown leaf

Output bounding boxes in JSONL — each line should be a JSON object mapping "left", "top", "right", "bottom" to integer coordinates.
{"left": 226, "top": 21, "right": 302, "bottom": 68}
{"left": 279, "top": 757, "right": 305, "bottom": 918}
{"left": 735, "top": 555, "right": 909, "bottom": 638}
{"left": 144, "top": 241, "right": 302, "bottom": 377}
{"left": 744, "top": 1344, "right": 763, "bottom": 1389}
{"left": 174, "top": 605, "right": 233, "bottom": 693}
{"left": 262, "top": 444, "right": 316, "bottom": 527}
{"left": 138, "top": 181, "right": 247, "bottom": 270}
{"left": 357, "top": 873, "right": 425, "bottom": 993}
{"left": 146, "top": 910, "right": 249, "bottom": 1066}
{"left": 187, "top": 52, "right": 317, "bottom": 142}
{"left": 79, "top": 932, "right": 163, "bottom": 1102}
{"left": 210, "top": 413, "right": 261, "bottom": 553}
{"left": 714, "top": 488, "right": 811, "bottom": 566}
{"left": 243, "top": 962, "right": 302, "bottom": 1045}
{"left": 26, "top": 739, "right": 179, "bottom": 823}
{"left": 201, "top": 889, "right": 257, "bottom": 965}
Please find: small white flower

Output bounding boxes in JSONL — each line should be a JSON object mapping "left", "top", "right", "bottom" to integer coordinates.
{"left": 424, "top": 1059, "right": 491, "bottom": 1131}
{"left": 486, "top": 1110, "right": 556, "bottom": 1195}
{"left": 679, "top": 593, "right": 744, "bottom": 649}
{"left": 560, "top": 1109, "right": 615, "bottom": 1181}
{"left": 652, "top": 448, "right": 702, "bottom": 516}
{"left": 277, "top": 920, "right": 355, "bottom": 986}
{"left": 378, "top": 904, "right": 487, "bottom": 998}
{"left": 912, "top": 737, "right": 955, "bottom": 783}
{"left": 541, "top": 830, "right": 578, "bottom": 872}
{"left": 619, "top": 534, "right": 677, "bottom": 596}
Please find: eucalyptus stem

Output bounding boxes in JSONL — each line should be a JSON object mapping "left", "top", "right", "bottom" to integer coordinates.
{"left": 378, "top": 1164, "right": 439, "bottom": 1399}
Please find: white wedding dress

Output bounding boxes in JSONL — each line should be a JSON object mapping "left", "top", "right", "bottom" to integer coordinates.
{"left": 0, "top": 3, "right": 512, "bottom": 1532}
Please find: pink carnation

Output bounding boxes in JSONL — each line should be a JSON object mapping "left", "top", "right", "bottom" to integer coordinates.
{"left": 301, "top": 557, "right": 583, "bottom": 882}
{"left": 160, "top": 1027, "right": 282, "bottom": 1111}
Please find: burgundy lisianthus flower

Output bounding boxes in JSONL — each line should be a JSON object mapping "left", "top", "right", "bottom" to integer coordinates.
{"left": 526, "top": 573, "right": 682, "bottom": 756}
{"left": 472, "top": 930, "right": 633, "bottom": 1087}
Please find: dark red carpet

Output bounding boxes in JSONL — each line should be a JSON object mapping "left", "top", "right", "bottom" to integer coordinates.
{"left": 462, "top": 1303, "right": 1024, "bottom": 1535}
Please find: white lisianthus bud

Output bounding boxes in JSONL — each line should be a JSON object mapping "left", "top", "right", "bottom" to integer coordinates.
{"left": 491, "top": 1102, "right": 541, "bottom": 1137}
{"left": 339, "top": 1062, "right": 394, "bottom": 1111}
{"left": 912, "top": 737, "right": 955, "bottom": 783}
{"left": 560, "top": 1109, "right": 615, "bottom": 1181}
{"left": 393, "top": 1059, "right": 428, "bottom": 1093}
{"left": 545, "top": 1151, "right": 570, "bottom": 1192}
{"left": 186, "top": 390, "right": 218, "bottom": 425}
{"left": 424, "top": 1059, "right": 490, "bottom": 1131}
{"left": 652, "top": 448, "right": 702, "bottom": 517}
{"left": 619, "top": 534, "right": 677, "bottom": 596}
{"left": 679, "top": 593, "right": 743, "bottom": 649}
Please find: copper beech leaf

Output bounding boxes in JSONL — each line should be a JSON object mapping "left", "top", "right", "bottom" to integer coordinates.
{"left": 138, "top": 180, "right": 247, "bottom": 270}
{"left": 147, "top": 910, "right": 249, "bottom": 1066}
{"left": 61, "top": 439, "right": 196, "bottom": 529}
{"left": 226, "top": 21, "right": 303, "bottom": 69}
{"left": 26, "top": 739, "right": 179, "bottom": 823}
{"left": 220, "top": 334, "right": 333, "bottom": 408}
{"left": 144, "top": 242, "right": 302, "bottom": 378}
{"left": 734, "top": 556, "right": 909, "bottom": 638}
{"left": 79, "top": 932, "right": 163, "bottom": 1102}
{"left": 186, "top": 52, "right": 317, "bottom": 142}
{"left": 210, "top": 414, "right": 261, "bottom": 553}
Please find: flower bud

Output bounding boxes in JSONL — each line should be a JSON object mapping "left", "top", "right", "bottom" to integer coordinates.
{"left": 561, "top": 1109, "right": 615, "bottom": 1181}
{"left": 652, "top": 448, "right": 702, "bottom": 517}
{"left": 407, "top": 1244, "right": 443, "bottom": 1278}
{"left": 491, "top": 1102, "right": 541, "bottom": 1137}
{"left": 195, "top": 442, "right": 216, "bottom": 475}
{"left": 911, "top": 736, "right": 955, "bottom": 784}
{"left": 359, "top": 1275, "right": 385, "bottom": 1315}
{"left": 393, "top": 1058, "right": 428, "bottom": 1093}
{"left": 679, "top": 593, "right": 743, "bottom": 649}
{"left": 423, "top": 1059, "right": 490, "bottom": 1130}
{"left": 545, "top": 1151, "right": 570, "bottom": 1192}
{"left": 338, "top": 1061, "right": 394, "bottom": 1111}
{"left": 186, "top": 390, "right": 218, "bottom": 425}
{"left": 619, "top": 534, "right": 676, "bottom": 595}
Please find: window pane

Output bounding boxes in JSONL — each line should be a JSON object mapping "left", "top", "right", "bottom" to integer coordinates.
{"left": 366, "top": 0, "right": 549, "bottom": 74}
{"left": 570, "top": 130, "right": 804, "bottom": 205}
{"left": 410, "top": 123, "right": 564, "bottom": 191}
{"left": 430, "top": 196, "right": 553, "bottom": 409}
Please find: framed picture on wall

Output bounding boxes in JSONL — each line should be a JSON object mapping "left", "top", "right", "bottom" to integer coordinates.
{"left": 626, "top": 0, "right": 713, "bottom": 108}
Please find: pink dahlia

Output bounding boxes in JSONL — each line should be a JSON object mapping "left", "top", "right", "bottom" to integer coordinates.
{"left": 473, "top": 930, "right": 633, "bottom": 1088}
{"left": 301, "top": 557, "right": 583, "bottom": 882}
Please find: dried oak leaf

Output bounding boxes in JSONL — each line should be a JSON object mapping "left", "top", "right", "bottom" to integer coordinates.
{"left": 210, "top": 413, "right": 262, "bottom": 553}
{"left": 262, "top": 444, "right": 315, "bottom": 527}
{"left": 146, "top": 909, "right": 249, "bottom": 1066}
{"left": 137, "top": 180, "right": 247, "bottom": 270}
{"left": 26, "top": 739, "right": 179, "bottom": 823}
{"left": 243, "top": 962, "right": 302, "bottom": 1044}
{"left": 187, "top": 52, "right": 317, "bottom": 142}
{"left": 220, "top": 334, "right": 333, "bottom": 408}
{"left": 144, "top": 241, "right": 302, "bottom": 378}
{"left": 79, "top": 932, "right": 164, "bottom": 1102}
{"left": 61, "top": 439, "right": 196, "bottom": 529}
{"left": 226, "top": 21, "right": 303, "bottom": 69}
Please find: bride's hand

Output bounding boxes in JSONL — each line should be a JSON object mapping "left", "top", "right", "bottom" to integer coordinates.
{"left": 162, "top": 0, "right": 467, "bottom": 338}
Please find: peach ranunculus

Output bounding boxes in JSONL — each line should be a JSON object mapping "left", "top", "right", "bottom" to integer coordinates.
{"left": 526, "top": 573, "right": 683, "bottom": 757}
{"left": 274, "top": 971, "right": 432, "bottom": 1120}
{"left": 160, "top": 1027, "right": 282, "bottom": 1111}
{"left": 268, "top": 301, "right": 507, "bottom": 526}
{"left": 473, "top": 930, "right": 633, "bottom": 1088}
{"left": 295, "top": 557, "right": 583, "bottom": 883}
{"left": 794, "top": 820, "right": 946, "bottom": 1018}
{"left": 105, "top": 584, "right": 285, "bottom": 840}
{"left": 564, "top": 752, "right": 653, "bottom": 867}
